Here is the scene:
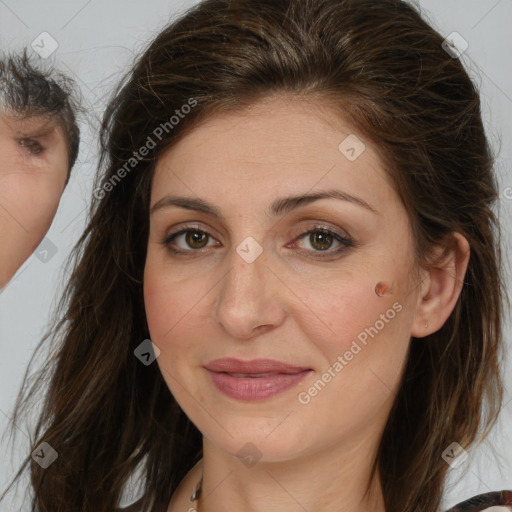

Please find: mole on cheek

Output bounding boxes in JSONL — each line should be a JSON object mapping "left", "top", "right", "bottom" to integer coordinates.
{"left": 375, "top": 281, "right": 396, "bottom": 297}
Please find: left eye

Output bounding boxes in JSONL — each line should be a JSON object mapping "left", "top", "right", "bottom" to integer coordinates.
{"left": 18, "top": 138, "right": 44, "bottom": 155}
{"left": 291, "top": 227, "right": 353, "bottom": 253}
{"left": 163, "top": 226, "right": 354, "bottom": 256}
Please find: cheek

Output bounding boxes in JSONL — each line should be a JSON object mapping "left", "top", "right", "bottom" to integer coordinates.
{"left": 0, "top": 175, "right": 64, "bottom": 287}
{"left": 143, "top": 266, "right": 209, "bottom": 404}
{"left": 0, "top": 173, "right": 63, "bottom": 234}
{"left": 293, "top": 276, "right": 413, "bottom": 407}
{"left": 292, "top": 283, "right": 412, "bottom": 447}
{"left": 289, "top": 274, "right": 404, "bottom": 356}
{"left": 143, "top": 263, "right": 208, "bottom": 351}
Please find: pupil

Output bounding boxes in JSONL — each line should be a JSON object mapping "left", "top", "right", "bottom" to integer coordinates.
{"left": 311, "top": 232, "right": 332, "bottom": 250}
{"left": 187, "top": 230, "right": 206, "bottom": 248}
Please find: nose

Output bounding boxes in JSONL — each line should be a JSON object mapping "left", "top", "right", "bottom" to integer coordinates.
{"left": 213, "top": 244, "right": 286, "bottom": 340}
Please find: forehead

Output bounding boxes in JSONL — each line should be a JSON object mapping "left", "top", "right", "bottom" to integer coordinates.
{"left": 151, "top": 96, "right": 405, "bottom": 230}
{"left": 151, "top": 95, "right": 394, "bottom": 206}
{"left": 161, "top": 95, "right": 362, "bottom": 158}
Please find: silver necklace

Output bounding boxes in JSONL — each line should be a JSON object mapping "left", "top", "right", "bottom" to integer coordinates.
{"left": 190, "top": 476, "right": 203, "bottom": 505}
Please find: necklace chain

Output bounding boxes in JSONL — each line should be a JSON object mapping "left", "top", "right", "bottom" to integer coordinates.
{"left": 190, "top": 476, "right": 203, "bottom": 510}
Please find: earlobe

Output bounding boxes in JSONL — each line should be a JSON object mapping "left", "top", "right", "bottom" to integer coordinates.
{"left": 411, "top": 232, "right": 470, "bottom": 338}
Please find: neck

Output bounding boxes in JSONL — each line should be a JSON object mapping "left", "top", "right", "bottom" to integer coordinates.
{"left": 194, "top": 435, "right": 385, "bottom": 512}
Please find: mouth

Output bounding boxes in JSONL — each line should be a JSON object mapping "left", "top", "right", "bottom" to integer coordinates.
{"left": 204, "top": 358, "right": 313, "bottom": 401}
{"left": 204, "top": 357, "right": 311, "bottom": 374}
{"left": 226, "top": 372, "right": 284, "bottom": 378}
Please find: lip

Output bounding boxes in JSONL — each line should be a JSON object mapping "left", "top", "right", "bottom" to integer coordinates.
{"left": 204, "top": 358, "right": 312, "bottom": 401}
{"left": 204, "top": 358, "right": 311, "bottom": 374}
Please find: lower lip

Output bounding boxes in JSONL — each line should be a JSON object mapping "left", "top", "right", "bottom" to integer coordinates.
{"left": 206, "top": 369, "right": 312, "bottom": 401}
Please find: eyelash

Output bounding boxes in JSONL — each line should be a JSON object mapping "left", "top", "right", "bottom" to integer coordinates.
{"left": 17, "top": 138, "right": 44, "bottom": 155}
{"left": 162, "top": 223, "right": 355, "bottom": 259}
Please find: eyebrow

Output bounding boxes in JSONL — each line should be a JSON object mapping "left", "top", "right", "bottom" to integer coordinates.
{"left": 15, "top": 126, "right": 57, "bottom": 138}
{"left": 3, "top": 113, "right": 58, "bottom": 137}
{"left": 150, "top": 188, "right": 379, "bottom": 219}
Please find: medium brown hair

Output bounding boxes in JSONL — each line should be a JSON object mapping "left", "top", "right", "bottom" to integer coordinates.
{"left": 1, "top": 1, "right": 506, "bottom": 511}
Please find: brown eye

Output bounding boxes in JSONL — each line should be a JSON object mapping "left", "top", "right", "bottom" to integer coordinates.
{"left": 308, "top": 231, "right": 335, "bottom": 251}
{"left": 18, "top": 138, "right": 44, "bottom": 155}
{"left": 163, "top": 227, "right": 217, "bottom": 254}
{"left": 184, "top": 230, "right": 209, "bottom": 249}
{"left": 288, "top": 226, "right": 355, "bottom": 258}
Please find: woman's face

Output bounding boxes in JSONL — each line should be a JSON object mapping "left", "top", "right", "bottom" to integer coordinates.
{"left": 0, "top": 112, "right": 68, "bottom": 288}
{"left": 144, "top": 95, "right": 424, "bottom": 463}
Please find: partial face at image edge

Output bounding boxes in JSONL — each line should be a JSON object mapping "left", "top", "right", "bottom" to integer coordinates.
{"left": 0, "top": 111, "right": 70, "bottom": 289}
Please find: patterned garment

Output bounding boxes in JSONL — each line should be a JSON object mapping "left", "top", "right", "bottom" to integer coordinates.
{"left": 445, "top": 490, "right": 512, "bottom": 511}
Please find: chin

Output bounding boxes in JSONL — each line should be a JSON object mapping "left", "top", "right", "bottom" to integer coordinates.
{"left": 201, "top": 416, "right": 310, "bottom": 464}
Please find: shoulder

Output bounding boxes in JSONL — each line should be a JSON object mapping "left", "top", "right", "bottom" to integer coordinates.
{"left": 445, "top": 490, "right": 512, "bottom": 511}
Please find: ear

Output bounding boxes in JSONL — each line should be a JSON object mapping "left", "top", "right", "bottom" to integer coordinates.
{"left": 411, "top": 232, "right": 470, "bottom": 338}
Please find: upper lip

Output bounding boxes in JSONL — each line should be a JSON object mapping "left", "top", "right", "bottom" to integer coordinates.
{"left": 204, "top": 358, "right": 311, "bottom": 374}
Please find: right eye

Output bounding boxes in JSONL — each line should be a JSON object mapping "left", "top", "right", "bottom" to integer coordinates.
{"left": 17, "top": 138, "right": 44, "bottom": 155}
{"left": 163, "top": 227, "right": 218, "bottom": 255}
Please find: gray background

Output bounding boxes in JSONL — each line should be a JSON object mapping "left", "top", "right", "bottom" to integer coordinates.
{"left": 0, "top": 0, "right": 511, "bottom": 510}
